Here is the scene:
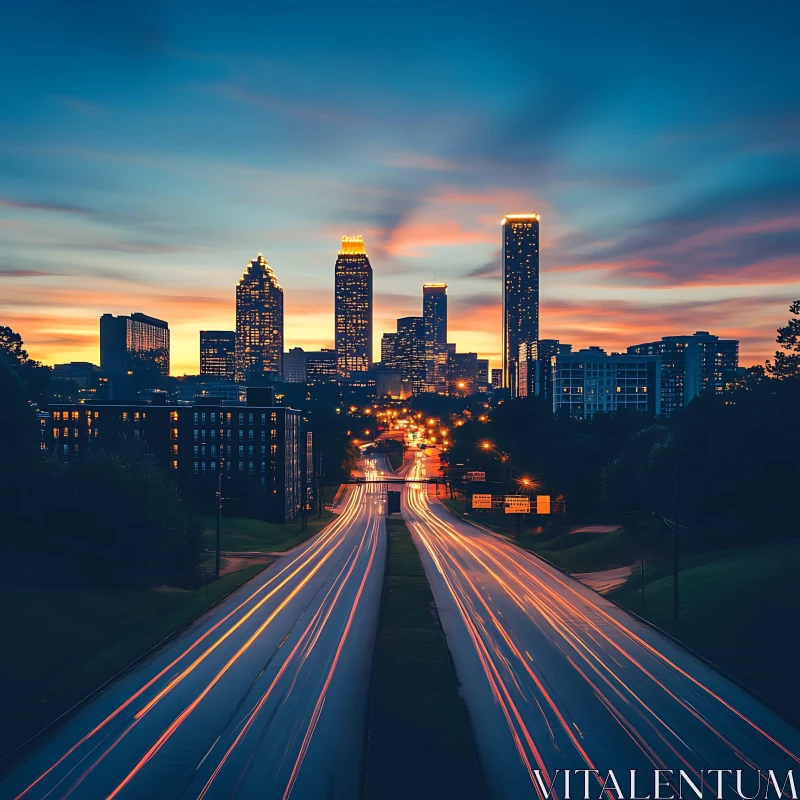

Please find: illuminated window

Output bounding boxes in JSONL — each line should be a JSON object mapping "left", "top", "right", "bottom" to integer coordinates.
{"left": 171, "top": 428, "right": 179, "bottom": 440}
{"left": 71, "top": 411, "right": 79, "bottom": 421}
{"left": 53, "top": 429, "right": 60, "bottom": 438}
{"left": 122, "top": 412, "right": 128, "bottom": 421}
{"left": 170, "top": 411, "right": 179, "bottom": 422}
{"left": 170, "top": 460, "right": 178, "bottom": 471}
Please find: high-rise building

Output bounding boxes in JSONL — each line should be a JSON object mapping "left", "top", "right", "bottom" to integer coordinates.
{"left": 552, "top": 348, "right": 660, "bottom": 419}
{"left": 335, "top": 235, "right": 373, "bottom": 381}
{"left": 235, "top": 254, "right": 284, "bottom": 382}
{"left": 282, "top": 347, "right": 307, "bottom": 383}
{"left": 305, "top": 350, "right": 338, "bottom": 385}
{"left": 395, "top": 316, "right": 426, "bottom": 394}
{"left": 518, "top": 338, "right": 572, "bottom": 402}
{"left": 200, "top": 331, "right": 236, "bottom": 380}
{"left": 476, "top": 358, "right": 489, "bottom": 385}
{"left": 502, "top": 214, "right": 540, "bottom": 396}
{"left": 627, "top": 332, "right": 739, "bottom": 416}
{"left": 422, "top": 283, "right": 448, "bottom": 393}
{"left": 381, "top": 332, "right": 399, "bottom": 368}
{"left": 447, "top": 351, "right": 480, "bottom": 394}
{"left": 100, "top": 312, "right": 170, "bottom": 376}
{"left": 491, "top": 368, "right": 503, "bottom": 390}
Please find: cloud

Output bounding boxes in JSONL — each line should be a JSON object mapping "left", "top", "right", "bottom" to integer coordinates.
{"left": 0, "top": 198, "right": 95, "bottom": 214}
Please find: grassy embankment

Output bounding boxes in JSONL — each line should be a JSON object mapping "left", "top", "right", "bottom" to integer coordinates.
{"left": 1, "top": 511, "right": 334, "bottom": 761}
{"left": 200, "top": 509, "right": 334, "bottom": 554}
{"left": 440, "top": 497, "right": 800, "bottom": 722}
{"left": 385, "top": 451, "right": 404, "bottom": 472}
{"left": 366, "top": 518, "right": 487, "bottom": 800}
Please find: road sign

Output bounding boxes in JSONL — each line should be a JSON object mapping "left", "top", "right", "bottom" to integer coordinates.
{"left": 536, "top": 495, "right": 551, "bottom": 514}
{"left": 472, "top": 493, "right": 492, "bottom": 509}
{"left": 465, "top": 471, "right": 486, "bottom": 483}
{"left": 504, "top": 496, "right": 530, "bottom": 514}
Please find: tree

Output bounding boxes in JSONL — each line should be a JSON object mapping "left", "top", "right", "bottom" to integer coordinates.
{"left": 767, "top": 300, "right": 800, "bottom": 380}
{"left": 0, "top": 324, "right": 51, "bottom": 401}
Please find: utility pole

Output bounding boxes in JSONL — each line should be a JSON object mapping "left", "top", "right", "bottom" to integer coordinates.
{"left": 673, "top": 463, "right": 680, "bottom": 623}
{"left": 215, "top": 461, "right": 223, "bottom": 580}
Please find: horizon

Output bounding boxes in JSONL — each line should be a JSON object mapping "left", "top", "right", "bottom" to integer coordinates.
{"left": 1, "top": 1, "right": 798, "bottom": 373}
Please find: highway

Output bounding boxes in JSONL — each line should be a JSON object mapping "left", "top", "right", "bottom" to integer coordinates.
{"left": 1, "top": 459, "right": 387, "bottom": 800}
{"left": 403, "top": 451, "right": 800, "bottom": 799}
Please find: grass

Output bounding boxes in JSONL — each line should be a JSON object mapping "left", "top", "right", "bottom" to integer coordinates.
{"left": 0, "top": 565, "right": 265, "bottom": 760}
{"left": 385, "top": 451, "right": 403, "bottom": 472}
{"left": 610, "top": 540, "right": 800, "bottom": 721}
{"left": 200, "top": 510, "right": 334, "bottom": 553}
{"left": 365, "top": 519, "right": 487, "bottom": 800}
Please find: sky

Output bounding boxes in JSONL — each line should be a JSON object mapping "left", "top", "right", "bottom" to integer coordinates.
{"left": 1, "top": 0, "right": 798, "bottom": 374}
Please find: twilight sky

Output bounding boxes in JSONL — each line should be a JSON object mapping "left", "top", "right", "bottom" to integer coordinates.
{"left": 1, "top": 1, "right": 798, "bottom": 374}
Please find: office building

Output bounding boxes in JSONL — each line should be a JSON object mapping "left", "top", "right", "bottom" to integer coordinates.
{"left": 100, "top": 312, "right": 170, "bottom": 376}
{"left": 235, "top": 254, "right": 284, "bottom": 382}
{"left": 381, "top": 332, "right": 398, "bottom": 368}
{"left": 283, "top": 347, "right": 307, "bottom": 383}
{"left": 395, "top": 316, "right": 426, "bottom": 394}
{"left": 447, "top": 351, "right": 480, "bottom": 394}
{"left": 200, "top": 331, "right": 236, "bottom": 380}
{"left": 376, "top": 371, "right": 412, "bottom": 400}
{"left": 422, "top": 283, "right": 448, "bottom": 393}
{"left": 491, "top": 369, "right": 503, "bottom": 390}
{"left": 476, "top": 359, "right": 489, "bottom": 385}
{"left": 306, "top": 350, "right": 338, "bottom": 385}
{"left": 502, "top": 214, "right": 540, "bottom": 396}
{"left": 518, "top": 338, "right": 572, "bottom": 401}
{"left": 552, "top": 348, "right": 660, "bottom": 419}
{"left": 335, "top": 235, "right": 373, "bottom": 380}
{"left": 281, "top": 348, "right": 338, "bottom": 385}
{"left": 627, "top": 332, "right": 739, "bottom": 416}
{"left": 44, "top": 389, "right": 303, "bottom": 522}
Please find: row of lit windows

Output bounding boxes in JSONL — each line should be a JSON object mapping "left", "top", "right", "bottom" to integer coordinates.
{"left": 193, "top": 461, "right": 278, "bottom": 474}
{"left": 193, "top": 444, "right": 278, "bottom": 457}
{"left": 192, "top": 428, "right": 276, "bottom": 442}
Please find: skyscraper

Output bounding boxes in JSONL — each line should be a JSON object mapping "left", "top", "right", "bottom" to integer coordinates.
{"left": 200, "top": 331, "right": 236, "bottom": 380}
{"left": 335, "top": 235, "right": 373, "bottom": 381}
{"left": 422, "top": 283, "right": 448, "bottom": 393}
{"left": 381, "top": 332, "right": 398, "bottom": 368}
{"left": 235, "top": 253, "right": 284, "bottom": 382}
{"left": 100, "top": 312, "right": 170, "bottom": 376}
{"left": 395, "top": 316, "right": 425, "bottom": 394}
{"left": 502, "top": 213, "right": 540, "bottom": 396}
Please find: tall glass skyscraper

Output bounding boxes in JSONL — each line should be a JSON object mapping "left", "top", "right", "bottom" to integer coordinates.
{"left": 395, "top": 316, "right": 425, "bottom": 394}
{"left": 502, "top": 213, "right": 540, "bottom": 396}
{"left": 335, "top": 235, "right": 373, "bottom": 381}
{"left": 100, "top": 312, "right": 170, "bottom": 376}
{"left": 423, "top": 283, "right": 448, "bottom": 393}
{"left": 235, "top": 253, "right": 284, "bottom": 382}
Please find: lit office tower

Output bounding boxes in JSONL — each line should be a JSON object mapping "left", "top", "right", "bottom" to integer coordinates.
{"left": 200, "top": 331, "right": 236, "bottom": 380}
{"left": 335, "top": 235, "right": 373, "bottom": 380}
{"left": 235, "top": 253, "right": 284, "bottom": 381}
{"left": 502, "top": 213, "right": 540, "bottom": 396}
{"left": 423, "top": 283, "right": 448, "bottom": 393}
{"left": 100, "top": 312, "right": 170, "bottom": 376}
{"left": 395, "top": 316, "right": 426, "bottom": 394}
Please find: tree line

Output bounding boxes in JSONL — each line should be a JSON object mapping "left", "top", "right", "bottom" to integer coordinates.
{"left": 445, "top": 300, "right": 800, "bottom": 549}
{"left": 0, "top": 327, "right": 203, "bottom": 589}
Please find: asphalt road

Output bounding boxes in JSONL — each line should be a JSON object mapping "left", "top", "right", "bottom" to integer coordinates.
{"left": 1, "top": 458, "right": 387, "bottom": 800}
{"left": 403, "top": 451, "right": 800, "bottom": 800}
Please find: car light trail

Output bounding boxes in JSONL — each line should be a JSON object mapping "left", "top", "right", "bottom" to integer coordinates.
{"left": 403, "top": 452, "right": 800, "bottom": 800}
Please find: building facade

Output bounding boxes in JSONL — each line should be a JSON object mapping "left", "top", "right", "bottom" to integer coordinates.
{"left": 235, "top": 254, "right": 284, "bottom": 382}
{"left": 552, "top": 348, "right": 661, "bottom": 419}
{"left": 335, "top": 235, "right": 373, "bottom": 381}
{"left": 422, "top": 283, "right": 448, "bottom": 393}
{"left": 518, "top": 338, "right": 572, "bottom": 402}
{"left": 305, "top": 350, "right": 338, "bottom": 385}
{"left": 100, "top": 312, "right": 170, "bottom": 376}
{"left": 395, "top": 316, "right": 426, "bottom": 394}
{"left": 491, "top": 368, "right": 503, "bottom": 390}
{"left": 43, "top": 391, "right": 303, "bottom": 522}
{"left": 502, "top": 214, "right": 540, "bottom": 397}
{"left": 626, "top": 332, "right": 739, "bottom": 416}
{"left": 447, "top": 351, "right": 480, "bottom": 394}
{"left": 380, "top": 332, "right": 398, "bottom": 369}
{"left": 200, "top": 331, "right": 236, "bottom": 380}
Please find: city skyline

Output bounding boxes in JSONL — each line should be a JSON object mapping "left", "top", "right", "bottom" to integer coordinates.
{"left": 1, "top": 6, "right": 798, "bottom": 374}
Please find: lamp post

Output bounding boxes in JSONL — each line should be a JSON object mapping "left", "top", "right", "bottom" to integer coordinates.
{"left": 215, "top": 460, "right": 224, "bottom": 580}
{"left": 479, "top": 441, "right": 515, "bottom": 537}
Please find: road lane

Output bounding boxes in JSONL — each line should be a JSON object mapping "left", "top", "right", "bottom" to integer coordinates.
{"left": 1, "top": 459, "right": 387, "bottom": 800}
{"left": 403, "top": 452, "right": 800, "bottom": 799}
